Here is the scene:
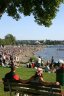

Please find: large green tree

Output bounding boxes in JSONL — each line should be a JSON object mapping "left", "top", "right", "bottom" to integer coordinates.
{"left": 5, "top": 34, "right": 16, "bottom": 45}
{"left": 0, "top": 0, "right": 63, "bottom": 27}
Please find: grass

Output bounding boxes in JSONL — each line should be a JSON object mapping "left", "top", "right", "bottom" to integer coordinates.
{"left": 0, "top": 66, "right": 64, "bottom": 96}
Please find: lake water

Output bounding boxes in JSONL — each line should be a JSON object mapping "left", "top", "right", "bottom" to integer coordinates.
{"left": 35, "top": 45, "right": 64, "bottom": 62}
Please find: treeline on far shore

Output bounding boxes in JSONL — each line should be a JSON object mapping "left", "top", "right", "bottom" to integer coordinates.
{"left": 0, "top": 34, "right": 64, "bottom": 46}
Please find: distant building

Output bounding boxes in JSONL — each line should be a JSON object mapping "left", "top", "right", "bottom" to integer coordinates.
{"left": 35, "top": 40, "right": 40, "bottom": 44}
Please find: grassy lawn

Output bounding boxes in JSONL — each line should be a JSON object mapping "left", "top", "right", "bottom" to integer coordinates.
{"left": 0, "top": 66, "right": 64, "bottom": 96}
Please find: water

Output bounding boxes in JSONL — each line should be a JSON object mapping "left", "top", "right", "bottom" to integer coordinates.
{"left": 35, "top": 45, "right": 64, "bottom": 62}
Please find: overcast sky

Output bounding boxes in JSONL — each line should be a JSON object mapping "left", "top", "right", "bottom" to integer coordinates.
{"left": 0, "top": 4, "right": 64, "bottom": 40}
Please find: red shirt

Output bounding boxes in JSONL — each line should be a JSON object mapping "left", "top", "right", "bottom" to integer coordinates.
{"left": 13, "top": 74, "right": 20, "bottom": 80}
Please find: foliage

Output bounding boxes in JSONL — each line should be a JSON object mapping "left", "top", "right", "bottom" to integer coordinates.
{"left": 16, "top": 40, "right": 37, "bottom": 45}
{"left": 0, "top": 34, "right": 16, "bottom": 46}
{"left": 4, "top": 34, "right": 16, "bottom": 45}
{"left": 0, "top": 34, "right": 64, "bottom": 46}
{"left": 44, "top": 40, "right": 63, "bottom": 45}
{"left": 0, "top": 0, "right": 63, "bottom": 27}
{"left": 0, "top": 38, "right": 3, "bottom": 45}
{"left": 14, "top": 40, "right": 64, "bottom": 45}
{"left": 29, "top": 56, "right": 38, "bottom": 62}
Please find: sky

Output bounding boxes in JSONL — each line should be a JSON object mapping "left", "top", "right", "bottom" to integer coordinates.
{"left": 0, "top": 4, "right": 64, "bottom": 40}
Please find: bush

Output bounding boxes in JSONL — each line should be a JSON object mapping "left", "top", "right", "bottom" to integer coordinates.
{"left": 29, "top": 56, "right": 37, "bottom": 62}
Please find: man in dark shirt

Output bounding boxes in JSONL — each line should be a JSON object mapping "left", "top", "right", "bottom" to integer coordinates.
{"left": 4, "top": 65, "right": 20, "bottom": 82}
{"left": 3, "top": 65, "right": 20, "bottom": 96}
{"left": 3, "top": 64, "right": 34, "bottom": 83}
{"left": 3, "top": 65, "right": 31, "bottom": 96}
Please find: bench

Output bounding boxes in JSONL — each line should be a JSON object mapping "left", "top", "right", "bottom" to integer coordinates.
{"left": 3, "top": 80, "right": 62, "bottom": 96}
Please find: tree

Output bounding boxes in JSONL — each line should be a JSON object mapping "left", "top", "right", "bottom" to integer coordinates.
{"left": 0, "top": 0, "right": 63, "bottom": 27}
{"left": 5, "top": 34, "right": 16, "bottom": 45}
{"left": 0, "top": 38, "right": 6, "bottom": 46}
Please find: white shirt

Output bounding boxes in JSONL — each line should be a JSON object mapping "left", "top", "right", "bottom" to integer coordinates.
{"left": 38, "top": 57, "right": 41, "bottom": 63}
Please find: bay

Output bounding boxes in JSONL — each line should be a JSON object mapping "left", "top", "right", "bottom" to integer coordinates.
{"left": 35, "top": 45, "right": 64, "bottom": 62}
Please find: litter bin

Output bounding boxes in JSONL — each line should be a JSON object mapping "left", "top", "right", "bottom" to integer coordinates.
{"left": 56, "top": 67, "right": 64, "bottom": 86}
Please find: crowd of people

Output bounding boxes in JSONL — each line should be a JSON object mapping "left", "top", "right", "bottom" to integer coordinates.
{"left": 0, "top": 46, "right": 63, "bottom": 96}
{"left": 0, "top": 52, "right": 15, "bottom": 67}
{"left": 43, "top": 56, "right": 64, "bottom": 74}
{"left": 0, "top": 50, "right": 64, "bottom": 75}
{"left": 2, "top": 56, "right": 62, "bottom": 96}
{"left": 26, "top": 56, "right": 64, "bottom": 73}
{"left": 26, "top": 56, "right": 43, "bottom": 69}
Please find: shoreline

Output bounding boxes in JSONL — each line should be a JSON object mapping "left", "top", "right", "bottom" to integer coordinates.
{"left": 0, "top": 45, "right": 46, "bottom": 63}
{"left": 16, "top": 45, "right": 46, "bottom": 63}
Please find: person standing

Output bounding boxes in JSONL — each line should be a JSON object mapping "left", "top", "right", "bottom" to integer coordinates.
{"left": 51, "top": 56, "right": 54, "bottom": 64}
{"left": 50, "top": 56, "right": 54, "bottom": 69}
{"left": 0, "top": 54, "right": 2, "bottom": 66}
{"left": 37, "top": 56, "right": 42, "bottom": 67}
